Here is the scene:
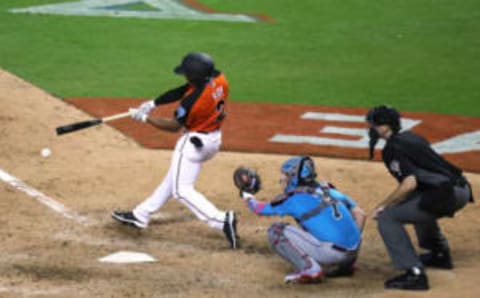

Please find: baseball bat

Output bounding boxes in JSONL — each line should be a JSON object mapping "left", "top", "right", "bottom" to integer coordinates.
{"left": 56, "top": 111, "right": 131, "bottom": 135}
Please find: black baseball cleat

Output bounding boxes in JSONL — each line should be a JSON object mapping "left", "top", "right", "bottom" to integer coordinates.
{"left": 112, "top": 210, "right": 147, "bottom": 229}
{"left": 384, "top": 267, "right": 429, "bottom": 291}
{"left": 420, "top": 250, "right": 453, "bottom": 269}
{"left": 223, "top": 210, "right": 239, "bottom": 249}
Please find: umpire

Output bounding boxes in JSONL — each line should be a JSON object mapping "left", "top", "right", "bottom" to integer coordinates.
{"left": 366, "top": 105, "right": 474, "bottom": 291}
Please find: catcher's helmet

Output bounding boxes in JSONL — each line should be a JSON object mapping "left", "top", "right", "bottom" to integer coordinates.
{"left": 174, "top": 52, "right": 214, "bottom": 82}
{"left": 281, "top": 156, "right": 317, "bottom": 192}
{"left": 366, "top": 105, "right": 401, "bottom": 133}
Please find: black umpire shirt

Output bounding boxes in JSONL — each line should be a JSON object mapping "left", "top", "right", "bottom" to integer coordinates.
{"left": 382, "top": 130, "right": 474, "bottom": 217}
{"left": 382, "top": 131, "right": 463, "bottom": 191}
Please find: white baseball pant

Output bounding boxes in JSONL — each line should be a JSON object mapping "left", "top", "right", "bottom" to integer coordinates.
{"left": 133, "top": 130, "right": 227, "bottom": 229}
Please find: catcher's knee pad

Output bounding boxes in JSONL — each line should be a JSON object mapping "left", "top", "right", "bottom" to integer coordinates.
{"left": 268, "top": 222, "right": 289, "bottom": 245}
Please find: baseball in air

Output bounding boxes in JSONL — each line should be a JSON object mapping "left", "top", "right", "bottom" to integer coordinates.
{"left": 40, "top": 148, "right": 52, "bottom": 158}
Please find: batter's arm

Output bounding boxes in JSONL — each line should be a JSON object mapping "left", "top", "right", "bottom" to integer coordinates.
{"left": 146, "top": 116, "right": 182, "bottom": 132}
{"left": 153, "top": 84, "right": 189, "bottom": 105}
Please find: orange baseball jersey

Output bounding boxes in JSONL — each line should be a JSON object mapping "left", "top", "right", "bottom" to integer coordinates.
{"left": 174, "top": 71, "right": 229, "bottom": 132}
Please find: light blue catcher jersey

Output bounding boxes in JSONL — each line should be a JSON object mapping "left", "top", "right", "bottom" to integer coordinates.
{"left": 247, "top": 188, "right": 361, "bottom": 249}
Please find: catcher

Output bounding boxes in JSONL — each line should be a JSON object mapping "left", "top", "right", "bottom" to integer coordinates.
{"left": 233, "top": 156, "right": 366, "bottom": 284}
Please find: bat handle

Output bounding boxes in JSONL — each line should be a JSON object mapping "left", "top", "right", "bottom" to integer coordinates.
{"left": 102, "top": 111, "right": 131, "bottom": 122}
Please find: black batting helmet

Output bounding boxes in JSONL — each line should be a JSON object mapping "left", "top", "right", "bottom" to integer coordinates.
{"left": 366, "top": 105, "right": 401, "bottom": 133}
{"left": 174, "top": 52, "right": 215, "bottom": 82}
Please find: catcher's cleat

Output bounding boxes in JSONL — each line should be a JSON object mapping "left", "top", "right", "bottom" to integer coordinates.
{"left": 384, "top": 267, "right": 429, "bottom": 291}
{"left": 112, "top": 210, "right": 147, "bottom": 229}
{"left": 284, "top": 268, "right": 324, "bottom": 284}
{"left": 223, "top": 211, "right": 239, "bottom": 249}
{"left": 420, "top": 250, "right": 453, "bottom": 270}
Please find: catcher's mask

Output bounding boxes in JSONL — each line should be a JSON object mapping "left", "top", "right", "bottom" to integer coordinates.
{"left": 366, "top": 105, "right": 401, "bottom": 159}
{"left": 174, "top": 52, "right": 215, "bottom": 84}
{"left": 281, "top": 156, "right": 317, "bottom": 192}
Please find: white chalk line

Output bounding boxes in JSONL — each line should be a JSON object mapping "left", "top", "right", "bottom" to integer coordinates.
{"left": 0, "top": 168, "right": 89, "bottom": 223}
{"left": 0, "top": 285, "right": 66, "bottom": 296}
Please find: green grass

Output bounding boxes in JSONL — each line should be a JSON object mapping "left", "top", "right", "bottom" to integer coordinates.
{"left": 1, "top": 0, "right": 479, "bottom": 116}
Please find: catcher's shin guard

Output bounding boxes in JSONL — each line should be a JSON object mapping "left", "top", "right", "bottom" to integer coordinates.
{"left": 268, "top": 223, "right": 320, "bottom": 273}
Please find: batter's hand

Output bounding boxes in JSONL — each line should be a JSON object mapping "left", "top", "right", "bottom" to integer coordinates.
{"left": 128, "top": 108, "right": 148, "bottom": 123}
{"left": 138, "top": 100, "right": 156, "bottom": 115}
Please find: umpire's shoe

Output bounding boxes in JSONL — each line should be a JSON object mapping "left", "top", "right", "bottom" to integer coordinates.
{"left": 420, "top": 250, "right": 453, "bottom": 269}
{"left": 223, "top": 211, "right": 239, "bottom": 249}
{"left": 384, "top": 267, "right": 429, "bottom": 291}
{"left": 112, "top": 210, "right": 147, "bottom": 229}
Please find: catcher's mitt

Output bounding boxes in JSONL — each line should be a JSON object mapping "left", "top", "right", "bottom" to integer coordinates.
{"left": 233, "top": 166, "right": 261, "bottom": 194}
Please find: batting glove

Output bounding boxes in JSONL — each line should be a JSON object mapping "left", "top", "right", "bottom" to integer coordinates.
{"left": 128, "top": 108, "right": 148, "bottom": 123}
{"left": 138, "top": 100, "right": 156, "bottom": 115}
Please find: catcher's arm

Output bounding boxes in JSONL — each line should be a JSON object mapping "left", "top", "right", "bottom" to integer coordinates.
{"left": 351, "top": 206, "right": 367, "bottom": 232}
{"left": 233, "top": 167, "right": 284, "bottom": 216}
{"left": 330, "top": 188, "right": 367, "bottom": 232}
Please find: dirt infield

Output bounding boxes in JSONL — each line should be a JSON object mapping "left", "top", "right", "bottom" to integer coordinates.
{"left": 1, "top": 68, "right": 479, "bottom": 298}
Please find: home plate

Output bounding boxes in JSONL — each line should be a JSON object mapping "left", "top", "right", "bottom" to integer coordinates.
{"left": 98, "top": 251, "right": 156, "bottom": 264}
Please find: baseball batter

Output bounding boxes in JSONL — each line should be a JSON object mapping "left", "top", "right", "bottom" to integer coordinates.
{"left": 238, "top": 156, "right": 366, "bottom": 284}
{"left": 112, "top": 52, "right": 239, "bottom": 249}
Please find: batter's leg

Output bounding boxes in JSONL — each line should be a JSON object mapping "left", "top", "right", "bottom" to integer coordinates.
{"left": 172, "top": 134, "right": 226, "bottom": 230}
{"left": 133, "top": 165, "right": 174, "bottom": 225}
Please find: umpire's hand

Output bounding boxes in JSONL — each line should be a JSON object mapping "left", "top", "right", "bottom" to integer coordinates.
{"left": 371, "top": 206, "right": 385, "bottom": 220}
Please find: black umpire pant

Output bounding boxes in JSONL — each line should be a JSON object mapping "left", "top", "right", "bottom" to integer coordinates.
{"left": 377, "top": 184, "right": 471, "bottom": 270}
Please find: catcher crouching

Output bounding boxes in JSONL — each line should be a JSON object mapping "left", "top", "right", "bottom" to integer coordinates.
{"left": 233, "top": 156, "right": 366, "bottom": 284}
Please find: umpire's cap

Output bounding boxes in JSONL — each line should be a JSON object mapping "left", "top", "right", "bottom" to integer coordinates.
{"left": 366, "top": 105, "right": 401, "bottom": 133}
{"left": 174, "top": 52, "right": 215, "bottom": 82}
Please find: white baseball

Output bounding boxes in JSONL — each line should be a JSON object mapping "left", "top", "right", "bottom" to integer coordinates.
{"left": 41, "top": 148, "right": 52, "bottom": 158}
